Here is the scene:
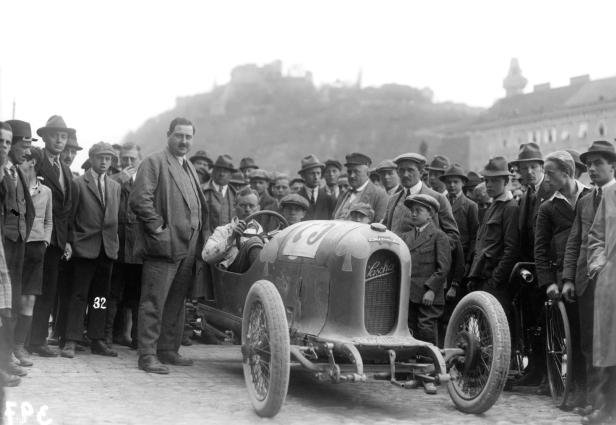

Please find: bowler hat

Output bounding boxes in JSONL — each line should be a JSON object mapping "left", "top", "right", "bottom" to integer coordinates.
{"left": 344, "top": 152, "right": 372, "bottom": 167}
{"left": 509, "top": 143, "right": 544, "bottom": 166}
{"left": 464, "top": 171, "right": 483, "bottom": 188}
{"left": 36, "top": 115, "right": 75, "bottom": 137}
{"left": 240, "top": 157, "right": 259, "bottom": 170}
{"left": 565, "top": 149, "right": 587, "bottom": 173}
{"left": 212, "top": 154, "right": 236, "bottom": 171}
{"left": 298, "top": 154, "right": 325, "bottom": 174}
{"left": 349, "top": 202, "right": 375, "bottom": 220}
{"left": 190, "top": 150, "right": 212, "bottom": 165}
{"left": 249, "top": 169, "right": 270, "bottom": 182}
{"left": 5, "top": 120, "right": 37, "bottom": 143}
{"left": 393, "top": 152, "right": 427, "bottom": 166}
{"left": 404, "top": 193, "right": 440, "bottom": 213}
{"left": 89, "top": 142, "right": 117, "bottom": 158}
{"left": 439, "top": 163, "right": 468, "bottom": 183}
{"left": 66, "top": 132, "right": 83, "bottom": 151}
{"left": 324, "top": 159, "right": 342, "bottom": 170}
{"left": 426, "top": 155, "right": 450, "bottom": 172}
{"left": 375, "top": 159, "right": 397, "bottom": 172}
{"left": 579, "top": 140, "right": 616, "bottom": 163}
{"left": 480, "top": 156, "right": 512, "bottom": 177}
{"left": 280, "top": 193, "right": 309, "bottom": 210}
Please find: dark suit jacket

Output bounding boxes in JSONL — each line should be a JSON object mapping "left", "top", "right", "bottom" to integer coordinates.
{"left": 450, "top": 193, "right": 479, "bottom": 263}
{"left": 332, "top": 180, "right": 389, "bottom": 222}
{"left": 384, "top": 184, "right": 460, "bottom": 246}
{"left": 534, "top": 187, "right": 591, "bottom": 288}
{"left": 72, "top": 171, "right": 121, "bottom": 260}
{"left": 518, "top": 179, "right": 554, "bottom": 261}
{"left": 129, "top": 149, "right": 209, "bottom": 262}
{"left": 203, "top": 182, "right": 236, "bottom": 233}
{"left": 0, "top": 167, "right": 35, "bottom": 241}
{"left": 111, "top": 173, "right": 141, "bottom": 264}
{"left": 562, "top": 189, "right": 599, "bottom": 295}
{"left": 469, "top": 194, "right": 520, "bottom": 287}
{"left": 34, "top": 148, "right": 73, "bottom": 249}
{"left": 298, "top": 186, "right": 335, "bottom": 220}
{"left": 401, "top": 222, "right": 451, "bottom": 305}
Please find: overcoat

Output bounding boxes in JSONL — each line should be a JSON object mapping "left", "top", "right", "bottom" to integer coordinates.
{"left": 203, "top": 181, "right": 236, "bottom": 233}
{"left": 450, "top": 193, "right": 479, "bottom": 263}
{"left": 111, "top": 172, "right": 142, "bottom": 264}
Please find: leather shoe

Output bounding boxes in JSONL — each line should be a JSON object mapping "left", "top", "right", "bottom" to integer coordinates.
{"left": 61, "top": 341, "right": 76, "bottom": 358}
{"left": 14, "top": 345, "right": 33, "bottom": 367}
{"left": 91, "top": 339, "right": 118, "bottom": 357}
{"left": 158, "top": 351, "right": 194, "bottom": 366}
{"left": 5, "top": 362, "right": 27, "bottom": 377}
{"left": 581, "top": 407, "right": 613, "bottom": 424}
{"left": 422, "top": 381, "right": 437, "bottom": 395}
{"left": 573, "top": 405, "right": 594, "bottom": 416}
{"left": 138, "top": 355, "right": 169, "bottom": 374}
{"left": 29, "top": 344, "right": 59, "bottom": 357}
{"left": 0, "top": 370, "right": 21, "bottom": 387}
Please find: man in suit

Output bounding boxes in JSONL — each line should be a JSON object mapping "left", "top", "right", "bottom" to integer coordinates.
{"left": 563, "top": 140, "right": 616, "bottom": 417}
{"left": 324, "top": 159, "right": 342, "bottom": 201}
{"left": 333, "top": 152, "right": 389, "bottom": 222}
{"left": 467, "top": 157, "right": 519, "bottom": 313}
{"left": 203, "top": 155, "right": 237, "bottom": 233}
{"left": 297, "top": 154, "right": 335, "bottom": 220}
{"left": 129, "top": 117, "right": 208, "bottom": 374}
{"left": 60, "top": 142, "right": 120, "bottom": 358}
{"left": 0, "top": 120, "right": 35, "bottom": 378}
{"left": 383, "top": 153, "right": 460, "bottom": 245}
{"left": 376, "top": 159, "right": 400, "bottom": 195}
{"left": 29, "top": 116, "right": 75, "bottom": 357}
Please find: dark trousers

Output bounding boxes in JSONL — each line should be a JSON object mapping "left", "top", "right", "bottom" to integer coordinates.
{"left": 53, "top": 259, "right": 74, "bottom": 342}
{"left": 578, "top": 281, "right": 600, "bottom": 405}
{"left": 64, "top": 253, "right": 113, "bottom": 342}
{"left": 138, "top": 234, "right": 197, "bottom": 356}
{"left": 4, "top": 238, "right": 25, "bottom": 351}
{"left": 30, "top": 245, "right": 63, "bottom": 347}
{"left": 408, "top": 301, "right": 443, "bottom": 345}
{"left": 106, "top": 262, "right": 142, "bottom": 342}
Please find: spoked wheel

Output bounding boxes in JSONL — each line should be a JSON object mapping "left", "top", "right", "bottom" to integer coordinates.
{"left": 544, "top": 299, "right": 572, "bottom": 408}
{"left": 241, "top": 280, "right": 290, "bottom": 417}
{"left": 445, "top": 291, "right": 511, "bottom": 414}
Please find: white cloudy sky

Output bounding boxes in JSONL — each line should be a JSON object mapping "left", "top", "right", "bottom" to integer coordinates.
{"left": 1, "top": 0, "right": 615, "bottom": 168}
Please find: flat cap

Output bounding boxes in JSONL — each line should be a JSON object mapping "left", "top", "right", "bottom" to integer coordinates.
{"left": 349, "top": 202, "right": 375, "bottom": 220}
{"left": 344, "top": 152, "right": 372, "bottom": 167}
{"left": 393, "top": 152, "right": 427, "bottom": 166}
{"left": 248, "top": 169, "right": 270, "bottom": 182}
{"left": 375, "top": 159, "right": 397, "bottom": 172}
{"left": 89, "top": 141, "right": 117, "bottom": 158}
{"left": 324, "top": 159, "right": 343, "bottom": 170}
{"left": 404, "top": 193, "right": 440, "bottom": 213}
{"left": 280, "top": 193, "right": 309, "bottom": 210}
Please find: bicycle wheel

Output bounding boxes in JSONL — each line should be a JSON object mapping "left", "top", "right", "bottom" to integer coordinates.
{"left": 544, "top": 299, "right": 572, "bottom": 407}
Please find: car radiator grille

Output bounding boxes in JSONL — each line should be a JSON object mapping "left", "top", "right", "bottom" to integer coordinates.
{"left": 364, "top": 250, "right": 400, "bottom": 335}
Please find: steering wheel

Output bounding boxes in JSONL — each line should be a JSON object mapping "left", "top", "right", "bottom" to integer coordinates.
{"left": 235, "top": 210, "right": 289, "bottom": 249}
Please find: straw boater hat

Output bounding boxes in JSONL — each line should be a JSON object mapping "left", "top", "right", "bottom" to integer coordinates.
{"left": 579, "top": 140, "right": 616, "bottom": 163}
{"left": 509, "top": 143, "right": 544, "bottom": 166}
{"left": 36, "top": 115, "right": 75, "bottom": 138}
{"left": 298, "top": 154, "right": 325, "bottom": 174}
{"left": 439, "top": 163, "right": 468, "bottom": 183}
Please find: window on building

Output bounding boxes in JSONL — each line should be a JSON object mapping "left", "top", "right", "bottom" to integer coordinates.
{"left": 578, "top": 122, "right": 588, "bottom": 139}
{"left": 549, "top": 128, "right": 556, "bottom": 143}
{"left": 560, "top": 130, "right": 570, "bottom": 141}
{"left": 598, "top": 122, "right": 606, "bottom": 137}
{"left": 532, "top": 130, "right": 538, "bottom": 143}
{"left": 503, "top": 139, "right": 507, "bottom": 148}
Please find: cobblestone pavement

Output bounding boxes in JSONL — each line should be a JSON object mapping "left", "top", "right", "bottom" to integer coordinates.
{"left": 4, "top": 343, "right": 581, "bottom": 425}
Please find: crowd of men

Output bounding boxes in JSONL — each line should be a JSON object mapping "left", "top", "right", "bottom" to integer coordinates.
{"left": 0, "top": 115, "right": 615, "bottom": 424}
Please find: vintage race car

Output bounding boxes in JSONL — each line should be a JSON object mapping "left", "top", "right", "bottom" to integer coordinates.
{"left": 196, "top": 211, "right": 511, "bottom": 417}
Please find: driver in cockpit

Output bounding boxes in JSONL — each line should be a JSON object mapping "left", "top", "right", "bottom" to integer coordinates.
{"left": 202, "top": 187, "right": 264, "bottom": 273}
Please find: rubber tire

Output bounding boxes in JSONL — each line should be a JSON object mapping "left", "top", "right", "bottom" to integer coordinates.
{"left": 242, "top": 280, "right": 290, "bottom": 418}
{"left": 445, "top": 291, "right": 511, "bottom": 414}
{"left": 545, "top": 300, "right": 572, "bottom": 408}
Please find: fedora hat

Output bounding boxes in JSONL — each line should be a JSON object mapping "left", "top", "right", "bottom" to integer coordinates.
{"left": 480, "top": 156, "right": 512, "bottom": 177}
{"left": 5, "top": 120, "right": 37, "bottom": 143}
{"left": 463, "top": 171, "right": 483, "bottom": 188}
{"left": 509, "top": 143, "right": 544, "bottom": 166}
{"left": 36, "top": 115, "right": 75, "bottom": 137}
{"left": 579, "top": 140, "right": 616, "bottom": 163}
{"left": 66, "top": 132, "right": 83, "bottom": 151}
{"left": 190, "top": 150, "right": 212, "bottom": 165}
{"left": 393, "top": 152, "right": 427, "bottom": 166}
{"left": 426, "top": 155, "right": 450, "bottom": 172}
{"left": 565, "top": 149, "right": 587, "bottom": 173}
{"left": 299, "top": 154, "right": 325, "bottom": 174}
{"left": 212, "top": 154, "right": 236, "bottom": 171}
{"left": 404, "top": 193, "right": 440, "bottom": 213}
{"left": 239, "top": 157, "right": 258, "bottom": 170}
{"left": 439, "top": 163, "right": 468, "bottom": 183}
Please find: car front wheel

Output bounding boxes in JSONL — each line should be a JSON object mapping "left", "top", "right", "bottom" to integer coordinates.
{"left": 241, "top": 280, "right": 290, "bottom": 417}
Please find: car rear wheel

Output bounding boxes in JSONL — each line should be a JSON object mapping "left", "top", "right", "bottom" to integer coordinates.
{"left": 241, "top": 280, "right": 290, "bottom": 417}
{"left": 445, "top": 291, "right": 511, "bottom": 414}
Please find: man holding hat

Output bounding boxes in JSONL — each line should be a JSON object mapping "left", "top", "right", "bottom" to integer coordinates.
{"left": 376, "top": 159, "right": 400, "bottom": 195}
{"left": 1, "top": 120, "right": 35, "bottom": 375}
{"left": 29, "top": 115, "right": 76, "bottom": 357}
{"left": 278, "top": 193, "right": 309, "bottom": 225}
{"left": 297, "top": 154, "right": 335, "bottom": 220}
{"left": 427, "top": 155, "right": 450, "bottom": 196}
{"left": 203, "top": 155, "right": 238, "bottom": 233}
{"left": 383, "top": 153, "right": 459, "bottom": 245}
{"left": 324, "top": 159, "right": 342, "bottom": 200}
{"left": 564, "top": 140, "right": 616, "bottom": 418}
{"left": 467, "top": 157, "right": 519, "bottom": 312}
{"left": 332, "top": 152, "right": 388, "bottom": 222}
{"left": 239, "top": 157, "right": 259, "bottom": 180}
{"left": 61, "top": 142, "right": 121, "bottom": 359}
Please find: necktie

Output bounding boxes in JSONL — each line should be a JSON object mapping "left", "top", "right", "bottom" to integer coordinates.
{"left": 98, "top": 175, "right": 105, "bottom": 207}
{"left": 182, "top": 160, "right": 191, "bottom": 175}
{"left": 448, "top": 194, "right": 456, "bottom": 206}
{"left": 309, "top": 190, "right": 315, "bottom": 205}
{"left": 594, "top": 187, "right": 602, "bottom": 212}
{"left": 52, "top": 160, "right": 60, "bottom": 180}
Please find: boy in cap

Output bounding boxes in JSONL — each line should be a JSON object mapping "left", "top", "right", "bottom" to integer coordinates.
{"left": 278, "top": 193, "right": 309, "bottom": 225}
{"left": 402, "top": 193, "right": 451, "bottom": 394}
{"left": 348, "top": 202, "right": 374, "bottom": 224}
